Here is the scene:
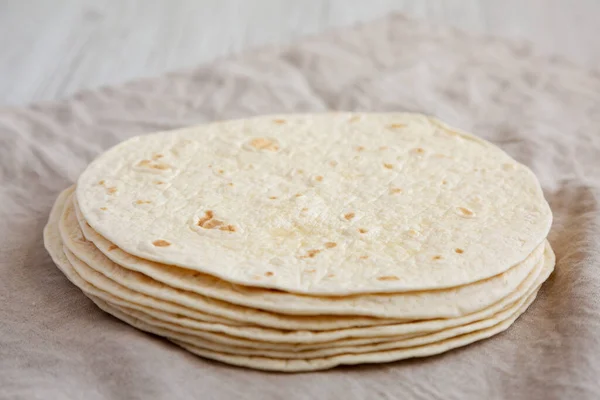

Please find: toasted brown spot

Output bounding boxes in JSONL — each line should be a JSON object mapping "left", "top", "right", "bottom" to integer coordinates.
{"left": 389, "top": 188, "right": 402, "bottom": 194}
{"left": 218, "top": 170, "right": 224, "bottom": 174}
{"left": 152, "top": 163, "right": 171, "bottom": 170}
{"left": 356, "top": 146, "right": 365, "bottom": 152}
{"left": 442, "top": 180, "right": 448, "bottom": 185}
{"left": 407, "top": 229, "right": 418, "bottom": 237}
{"left": 197, "top": 211, "right": 214, "bottom": 227}
{"left": 301, "top": 208, "right": 309, "bottom": 212}
{"left": 305, "top": 269, "right": 316, "bottom": 273}
{"left": 135, "top": 200, "right": 152, "bottom": 205}
{"left": 344, "top": 212, "right": 355, "bottom": 221}
{"left": 138, "top": 159, "right": 172, "bottom": 170}
{"left": 152, "top": 240, "right": 171, "bottom": 247}
{"left": 413, "top": 147, "right": 425, "bottom": 154}
{"left": 265, "top": 271, "right": 274, "bottom": 277}
{"left": 107, "top": 187, "right": 117, "bottom": 194}
{"left": 388, "top": 124, "right": 406, "bottom": 129}
{"left": 108, "top": 244, "right": 118, "bottom": 251}
{"left": 297, "top": 169, "right": 304, "bottom": 174}
{"left": 100, "top": 207, "right": 107, "bottom": 211}
{"left": 249, "top": 137, "right": 280, "bottom": 152}
{"left": 326, "top": 273, "right": 335, "bottom": 278}
{"left": 295, "top": 193, "right": 303, "bottom": 197}
{"left": 377, "top": 275, "right": 400, "bottom": 281}
{"left": 269, "top": 196, "right": 278, "bottom": 200}
{"left": 154, "top": 180, "right": 164, "bottom": 185}
{"left": 433, "top": 255, "right": 443, "bottom": 260}
{"left": 273, "top": 119, "right": 286, "bottom": 124}
{"left": 379, "top": 146, "right": 389, "bottom": 151}
{"left": 329, "top": 160, "right": 338, "bottom": 167}
{"left": 227, "top": 183, "right": 234, "bottom": 187}
{"left": 456, "top": 207, "right": 475, "bottom": 217}
{"left": 204, "top": 219, "right": 224, "bottom": 229}
{"left": 315, "top": 176, "right": 323, "bottom": 182}
{"left": 324, "top": 242, "right": 337, "bottom": 249}
{"left": 300, "top": 249, "right": 321, "bottom": 259}
{"left": 153, "top": 154, "right": 164, "bottom": 159}
{"left": 383, "top": 163, "right": 394, "bottom": 169}
{"left": 455, "top": 248, "right": 464, "bottom": 254}
{"left": 359, "top": 255, "right": 369, "bottom": 260}
{"left": 98, "top": 180, "right": 105, "bottom": 185}
{"left": 358, "top": 228, "right": 368, "bottom": 234}
{"left": 219, "top": 225, "right": 236, "bottom": 232}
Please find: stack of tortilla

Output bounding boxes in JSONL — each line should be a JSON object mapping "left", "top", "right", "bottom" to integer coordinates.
{"left": 44, "top": 113, "right": 554, "bottom": 372}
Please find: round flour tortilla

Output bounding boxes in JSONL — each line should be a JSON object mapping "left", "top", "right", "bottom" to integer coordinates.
{"left": 65, "top": 195, "right": 545, "bottom": 321}
{"left": 76, "top": 113, "right": 552, "bottom": 295}
{"left": 89, "top": 287, "right": 538, "bottom": 361}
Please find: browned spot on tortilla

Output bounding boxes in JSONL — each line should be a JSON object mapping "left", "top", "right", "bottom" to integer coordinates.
{"left": 269, "top": 196, "right": 278, "bottom": 200}
{"left": 457, "top": 207, "right": 475, "bottom": 217}
{"left": 107, "top": 187, "right": 117, "bottom": 194}
{"left": 383, "top": 163, "right": 394, "bottom": 169}
{"left": 154, "top": 180, "right": 164, "bottom": 185}
{"left": 249, "top": 137, "right": 280, "bottom": 152}
{"left": 273, "top": 119, "right": 286, "bottom": 124}
{"left": 455, "top": 248, "right": 464, "bottom": 254}
{"left": 219, "top": 225, "right": 236, "bottom": 232}
{"left": 152, "top": 240, "right": 171, "bottom": 247}
{"left": 379, "top": 146, "right": 389, "bottom": 150}
{"left": 305, "top": 269, "right": 316, "bottom": 273}
{"left": 358, "top": 228, "right": 368, "bottom": 234}
{"left": 388, "top": 123, "right": 406, "bottom": 129}
{"left": 153, "top": 154, "right": 164, "bottom": 160}
{"left": 389, "top": 187, "right": 402, "bottom": 194}
{"left": 265, "top": 271, "right": 274, "bottom": 277}
{"left": 295, "top": 193, "right": 303, "bottom": 197}
{"left": 356, "top": 146, "right": 365, "bottom": 152}
{"left": 108, "top": 244, "right": 118, "bottom": 251}
{"left": 197, "top": 211, "right": 214, "bottom": 227}
{"left": 377, "top": 275, "right": 400, "bottom": 281}
{"left": 412, "top": 147, "right": 425, "bottom": 154}
{"left": 100, "top": 207, "right": 107, "bottom": 211}
{"left": 324, "top": 242, "right": 337, "bottom": 249}
{"left": 203, "top": 219, "right": 224, "bottom": 229}
{"left": 197, "top": 210, "right": 236, "bottom": 232}
{"left": 327, "top": 273, "right": 335, "bottom": 278}
{"left": 359, "top": 255, "right": 369, "bottom": 260}
{"left": 301, "top": 208, "right": 308, "bottom": 212}
{"left": 432, "top": 255, "right": 443, "bottom": 260}
{"left": 329, "top": 160, "right": 338, "bottom": 167}
{"left": 135, "top": 200, "right": 152, "bottom": 205}
{"left": 315, "top": 175, "right": 323, "bottom": 182}
{"left": 344, "top": 212, "right": 355, "bottom": 221}
{"left": 300, "top": 249, "right": 321, "bottom": 259}
{"left": 98, "top": 180, "right": 105, "bottom": 185}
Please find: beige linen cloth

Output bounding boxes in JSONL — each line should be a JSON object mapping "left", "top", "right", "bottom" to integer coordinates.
{"left": 1, "top": 14, "right": 599, "bottom": 400}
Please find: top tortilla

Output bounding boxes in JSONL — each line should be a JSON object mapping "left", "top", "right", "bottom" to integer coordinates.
{"left": 76, "top": 113, "right": 552, "bottom": 295}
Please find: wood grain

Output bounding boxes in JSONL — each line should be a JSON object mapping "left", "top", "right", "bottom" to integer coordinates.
{"left": 1, "top": 0, "right": 598, "bottom": 106}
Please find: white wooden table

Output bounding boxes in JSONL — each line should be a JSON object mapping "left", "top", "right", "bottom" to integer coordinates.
{"left": 1, "top": 0, "right": 598, "bottom": 106}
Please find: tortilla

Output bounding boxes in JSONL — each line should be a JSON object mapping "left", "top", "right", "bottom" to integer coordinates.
{"left": 76, "top": 113, "right": 552, "bottom": 294}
